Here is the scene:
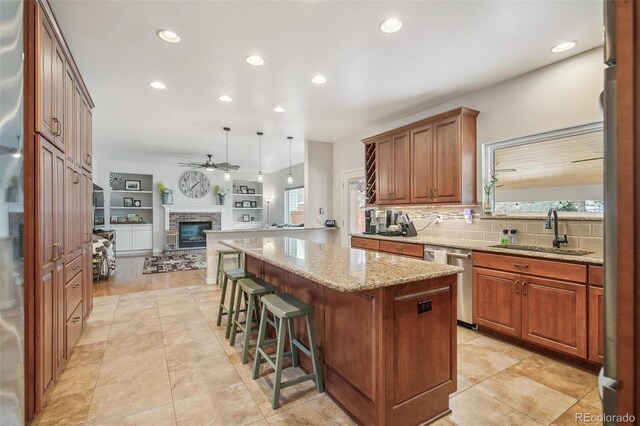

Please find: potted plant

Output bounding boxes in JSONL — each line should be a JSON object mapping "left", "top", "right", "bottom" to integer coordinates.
{"left": 214, "top": 185, "right": 227, "bottom": 205}
{"left": 482, "top": 165, "right": 499, "bottom": 216}
{"left": 2, "top": 176, "right": 18, "bottom": 202}
{"left": 157, "top": 182, "right": 173, "bottom": 205}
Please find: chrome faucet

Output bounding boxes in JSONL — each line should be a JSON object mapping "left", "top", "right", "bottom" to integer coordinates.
{"left": 545, "top": 208, "right": 569, "bottom": 248}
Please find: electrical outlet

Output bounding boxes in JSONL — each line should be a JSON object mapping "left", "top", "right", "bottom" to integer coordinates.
{"left": 435, "top": 214, "right": 443, "bottom": 223}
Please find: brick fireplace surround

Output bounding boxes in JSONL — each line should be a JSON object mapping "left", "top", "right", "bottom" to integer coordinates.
{"left": 168, "top": 212, "right": 222, "bottom": 232}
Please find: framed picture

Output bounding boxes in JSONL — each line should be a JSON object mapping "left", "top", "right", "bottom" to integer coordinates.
{"left": 250, "top": 201, "right": 257, "bottom": 208}
{"left": 248, "top": 188, "right": 256, "bottom": 194}
{"left": 234, "top": 201, "right": 243, "bottom": 208}
{"left": 134, "top": 200, "right": 142, "bottom": 207}
{"left": 124, "top": 180, "right": 141, "bottom": 191}
{"left": 123, "top": 197, "right": 133, "bottom": 207}
{"left": 237, "top": 190, "right": 243, "bottom": 194}
{"left": 239, "top": 185, "right": 248, "bottom": 194}
{"left": 251, "top": 216, "right": 255, "bottom": 221}
{"left": 242, "top": 214, "right": 250, "bottom": 222}
{"left": 242, "top": 200, "right": 251, "bottom": 208}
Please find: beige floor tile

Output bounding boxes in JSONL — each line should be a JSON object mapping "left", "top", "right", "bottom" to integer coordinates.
{"left": 475, "top": 369, "right": 577, "bottom": 424}
{"left": 508, "top": 354, "right": 597, "bottom": 399}
{"left": 431, "top": 418, "right": 453, "bottom": 426}
{"left": 38, "top": 390, "right": 93, "bottom": 424}
{"left": 77, "top": 323, "right": 112, "bottom": 346}
{"left": 118, "top": 290, "right": 156, "bottom": 301}
{"left": 450, "top": 378, "right": 471, "bottom": 398}
{"left": 112, "top": 305, "right": 159, "bottom": 323}
{"left": 457, "top": 336, "right": 532, "bottom": 385}
{"left": 188, "top": 284, "right": 216, "bottom": 293}
{"left": 265, "top": 395, "right": 355, "bottom": 425}
{"left": 87, "top": 305, "right": 117, "bottom": 322}
{"left": 164, "top": 338, "right": 227, "bottom": 368}
{"left": 93, "top": 295, "right": 120, "bottom": 307}
{"left": 108, "top": 316, "right": 161, "bottom": 340}
{"left": 456, "top": 327, "right": 478, "bottom": 344}
{"left": 103, "top": 330, "right": 164, "bottom": 361}
{"left": 161, "top": 318, "right": 215, "bottom": 346}
{"left": 156, "top": 292, "right": 195, "bottom": 305}
{"left": 116, "top": 297, "right": 158, "bottom": 309}
{"left": 158, "top": 300, "right": 201, "bottom": 317}
{"left": 97, "top": 348, "right": 167, "bottom": 387}
{"left": 65, "top": 341, "right": 106, "bottom": 369}
{"left": 49, "top": 364, "right": 100, "bottom": 398}
{"left": 173, "top": 382, "right": 263, "bottom": 426}
{"left": 87, "top": 369, "right": 173, "bottom": 421}
{"left": 448, "top": 388, "right": 541, "bottom": 426}
{"left": 155, "top": 287, "right": 190, "bottom": 297}
{"left": 159, "top": 310, "right": 207, "bottom": 329}
{"left": 552, "top": 400, "right": 603, "bottom": 426}
{"left": 169, "top": 358, "right": 243, "bottom": 402}
{"left": 580, "top": 387, "right": 602, "bottom": 411}
{"left": 87, "top": 403, "right": 176, "bottom": 426}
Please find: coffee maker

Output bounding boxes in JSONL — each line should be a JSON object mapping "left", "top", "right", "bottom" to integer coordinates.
{"left": 364, "top": 209, "right": 376, "bottom": 234}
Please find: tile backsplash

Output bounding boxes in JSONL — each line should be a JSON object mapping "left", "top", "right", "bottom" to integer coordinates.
{"left": 394, "top": 206, "right": 603, "bottom": 252}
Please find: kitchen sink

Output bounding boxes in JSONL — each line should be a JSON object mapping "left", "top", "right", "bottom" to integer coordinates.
{"left": 489, "top": 244, "right": 595, "bottom": 256}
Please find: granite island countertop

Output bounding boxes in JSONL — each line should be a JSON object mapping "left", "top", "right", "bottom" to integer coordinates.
{"left": 352, "top": 233, "right": 604, "bottom": 265}
{"left": 205, "top": 226, "right": 338, "bottom": 234}
{"left": 219, "top": 237, "right": 463, "bottom": 292}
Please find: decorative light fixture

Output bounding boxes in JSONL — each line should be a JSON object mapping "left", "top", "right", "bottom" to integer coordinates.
{"left": 550, "top": 41, "right": 577, "bottom": 53}
{"left": 311, "top": 75, "right": 327, "bottom": 85}
{"left": 149, "top": 81, "right": 166, "bottom": 89}
{"left": 218, "top": 95, "right": 232, "bottom": 102}
{"left": 223, "top": 127, "right": 232, "bottom": 181}
{"left": 246, "top": 55, "right": 265, "bottom": 66}
{"left": 380, "top": 18, "right": 403, "bottom": 34}
{"left": 273, "top": 106, "right": 285, "bottom": 113}
{"left": 12, "top": 135, "right": 21, "bottom": 159}
{"left": 286, "top": 136, "right": 294, "bottom": 184}
{"left": 156, "top": 29, "right": 181, "bottom": 44}
{"left": 257, "top": 132, "right": 264, "bottom": 183}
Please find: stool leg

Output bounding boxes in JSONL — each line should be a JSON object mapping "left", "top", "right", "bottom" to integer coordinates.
{"left": 225, "top": 279, "right": 238, "bottom": 339}
{"left": 252, "top": 306, "right": 269, "bottom": 380}
{"left": 272, "top": 317, "right": 287, "bottom": 410}
{"left": 241, "top": 294, "right": 256, "bottom": 364}
{"left": 216, "top": 274, "right": 229, "bottom": 327}
{"left": 229, "top": 286, "right": 245, "bottom": 346}
{"left": 306, "top": 314, "right": 324, "bottom": 393}
{"left": 287, "top": 319, "right": 299, "bottom": 368}
{"left": 216, "top": 253, "right": 223, "bottom": 285}
{"left": 237, "top": 253, "right": 242, "bottom": 269}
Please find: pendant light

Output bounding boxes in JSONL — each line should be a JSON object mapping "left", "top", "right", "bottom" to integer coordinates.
{"left": 223, "top": 127, "right": 231, "bottom": 181}
{"left": 257, "top": 132, "right": 264, "bottom": 183}
{"left": 12, "top": 135, "right": 21, "bottom": 159}
{"left": 286, "top": 136, "right": 294, "bottom": 184}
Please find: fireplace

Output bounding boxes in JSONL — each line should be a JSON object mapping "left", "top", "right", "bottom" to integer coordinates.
{"left": 178, "top": 221, "right": 212, "bottom": 248}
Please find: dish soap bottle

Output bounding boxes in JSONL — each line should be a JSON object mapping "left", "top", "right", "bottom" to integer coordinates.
{"left": 510, "top": 229, "right": 518, "bottom": 245}
{"left": 501, "top": 229, "right": 510, "bottom": 246}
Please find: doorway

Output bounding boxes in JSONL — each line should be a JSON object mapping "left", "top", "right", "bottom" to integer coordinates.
{"left": 341, "top": 169, "right": 365, "bottom": 246}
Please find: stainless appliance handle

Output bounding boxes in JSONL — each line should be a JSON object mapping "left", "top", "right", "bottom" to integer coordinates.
{"left": 424, "top": 249, "right": 471, "bottom": 260}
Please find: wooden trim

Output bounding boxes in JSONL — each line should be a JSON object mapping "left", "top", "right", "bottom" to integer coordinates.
{"left": 361, "top": 107, "right": 479, "bottom": 143}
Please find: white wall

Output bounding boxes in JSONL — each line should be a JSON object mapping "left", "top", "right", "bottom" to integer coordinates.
{"left": 332, "top": 48, "right": 604, "bottom": 243}
{"left": 304, "top": 140, "right": 333, "bottom": 226}
{"left": 262, "top": 163, "right": 304, "bottom": 225}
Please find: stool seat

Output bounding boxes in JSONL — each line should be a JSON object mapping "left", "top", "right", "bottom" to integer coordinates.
{"left": 261, "top": 293, "right": 313, "bottom": 319}
{"left": 224, "top": 268, "right": 255, "bottom": 280}
{"left": 218, "top": 248, "right": 241, "bottom": 255}
{"left": 238, "top": 278, "right": 276, "bottom": 295}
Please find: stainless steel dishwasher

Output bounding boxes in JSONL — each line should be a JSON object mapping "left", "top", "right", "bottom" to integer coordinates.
{"left": 424, "top": 245, "right": 474, "bottom": 327}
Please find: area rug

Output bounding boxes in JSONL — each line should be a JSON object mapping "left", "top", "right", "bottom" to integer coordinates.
{"left": 142, "top": 254, "right": 207, "bottom": 275}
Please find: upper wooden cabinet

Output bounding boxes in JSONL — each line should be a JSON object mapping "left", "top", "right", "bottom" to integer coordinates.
{"left": 363, "top": 107, "right": 479, "bottom": 205}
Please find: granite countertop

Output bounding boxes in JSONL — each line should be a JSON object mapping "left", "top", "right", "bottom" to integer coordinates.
{"left": 205, "top": 226, "right": 338, "bottom": 234}
{"left": 353, "top": 234, "right": 603, "bottom": 265}
{"left": 219, "top": 237, "right": 463, "bottom": 292}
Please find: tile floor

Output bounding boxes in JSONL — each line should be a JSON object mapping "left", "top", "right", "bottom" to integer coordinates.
{"left": 35, "top": 283, "right": 603, "bottom": 425}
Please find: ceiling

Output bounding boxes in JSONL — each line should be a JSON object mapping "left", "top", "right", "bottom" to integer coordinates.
{"left": 50, "top": 0, "right": 603, "bottom": 173}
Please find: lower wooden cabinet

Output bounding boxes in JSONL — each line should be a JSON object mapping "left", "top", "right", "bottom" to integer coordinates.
{"left": 588, "top": 286, "right": 604, "bottom": 363}
{"left": 351, "top": 236, "right": 380, "bottom": 251}
{"left": 473, "top": 268, "right": 521, "bottom": 337}
{"left": 351, "top": 236, "right": 424, "bottom": 259}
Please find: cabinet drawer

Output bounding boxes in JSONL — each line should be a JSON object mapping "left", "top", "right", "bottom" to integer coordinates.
{"left": 588, "top": 266, "right": 604, "bottom": 287}
{"left": 64, "top": 254, "right": 83, "bottom": 283}
{"left": 351, "top": 237, "right": 380, "bottom": 251}
{"left": 66, "top": 302, "right": 83, "bottom": 354}
{"left": 65, "top": 272, "right": 83, "bottom": 321}
{"left": 474, "top": 252, "right": 587, "bottom": 283}
{"left": 379, "top": 240, "right": 424, "bottom": 258}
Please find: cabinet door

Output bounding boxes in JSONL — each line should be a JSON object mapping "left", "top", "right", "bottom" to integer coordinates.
{"left": 53, "top": 44, "right": 65, "bottom": 151}
{"left": 521, "top": 275, "right": 587, "bottom": 358}
{"left": 82, "top": 170, "right": 93, "bottom": 320}
{"left": 473, "top": 267, "right": 521, "bottom": 337}
{"left": 84, "top": 107, "right": 93, "bottom": 171}
{"left": 116, "top": 229, "right": 132, "bottom": 251}
{"left": 433, "top": 116, "right": 461, "bottom": 203}
{"left": 64, "top": 68, "right": 75, "bottom": 164}
{"left": 410, "top": 124, "right": 434, "bottom": 203}
{"left": 63, "top": 162, "right": 81, "bottom": 263}
{"left": 53, "top": 146, "right": 66, "bottom": 372}
{"left": 391, "top": 131, "right": 411, "bottom": 204}
{"left": 74, "top": 85, "right": 83, "bottom": 168}
{"left": 376, "top": 136, "right": 393, "bottom": 205}
{"left": 588, "top": 286, "right": 604, "bottom": 363}
{"left": 132, "top": 229, "right": 153, "bottom": 250}
{"left": 37, "top": 8, "right": 55, "bottom": 143}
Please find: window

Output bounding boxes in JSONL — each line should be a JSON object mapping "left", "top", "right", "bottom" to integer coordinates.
{"left": 285, "top": 187, "right": 305, "bottom": 224}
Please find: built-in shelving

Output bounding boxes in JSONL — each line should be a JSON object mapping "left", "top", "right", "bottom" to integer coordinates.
{"left": 93, "top": 183, "right": 105, "bottom": 227}
{"left": 365, "top": 142, "right": 377, "bottom": 205}
{"left": 108, "top": 172, "right": 154, "bottom": 226}
{"left": 232, "top": 180, "right": 264, "bottom": 229}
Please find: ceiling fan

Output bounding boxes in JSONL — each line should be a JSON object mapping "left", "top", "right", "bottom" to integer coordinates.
{"left": 178, "top": 154, "right": 239, "bottom": 171}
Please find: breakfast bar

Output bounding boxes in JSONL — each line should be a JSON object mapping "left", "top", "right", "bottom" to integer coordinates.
{"left": 220, "top": 237, "right": 463, "bottom": 425}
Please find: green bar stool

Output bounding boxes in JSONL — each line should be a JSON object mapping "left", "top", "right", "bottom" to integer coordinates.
{"left": 216, "top": 249, "right": 243, "bottom": 285}
{"left": 252, "top": 293, "right": 324, "bottom": 409}
{"left": 229, "top": 277, "right": 278, "bottom": 364}
{"left": 216, "top": 268, "right": 255, "bottom": 339}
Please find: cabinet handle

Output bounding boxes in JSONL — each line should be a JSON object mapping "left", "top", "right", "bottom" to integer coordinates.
{"left": 52, "top": 117, "right": 60, "bottom": 136}
{"left": 522, "top": 281, "right": 527, "bottom": 296}
{"left": 52, "top": 243, "right": 62, "bottom": 262}
{"left": 74, "top": 171, "right": 80, "bottom": 184}
{"left": 85, "top": 233, "right": 92, "bottom": 244}
{"left": 72, "top": 282, "right": 80, "bottom": 288}
{"left": 72, "top": 316, "right": 81, "bottom": 323}
{"left": 515, "top": 280, "right": 520, "bottom": 294}
{"left": 396, "top": 246, "right": 404, "bottom": 251}
{"left": 513, "top": 262, "right": 529, "bottom": 269}
{"left": 86, "top": 154, "right": 92, "bottom": 166}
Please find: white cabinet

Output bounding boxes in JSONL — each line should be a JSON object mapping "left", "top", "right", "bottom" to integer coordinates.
{"left": 111, "top": 225, "right": 152, "bottom": 252}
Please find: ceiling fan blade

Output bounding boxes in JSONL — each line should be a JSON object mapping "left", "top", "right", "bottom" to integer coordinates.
{"left": 228, "top": 165, "right": 241, "bottom": 170}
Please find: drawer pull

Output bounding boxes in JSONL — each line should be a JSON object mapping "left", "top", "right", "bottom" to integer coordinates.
{"left": 513, "top": 262, "right": 529, "bottom": 269}
{"left": 522, "top": 281, "right": 527, "bottom": 296}
{"left": 396, "top": 247, "right": 404, "bottom": 251}
{"left": 514, "top": 280, "right": 520, "bottom": 294}
{"left": 72, "top": 316, "right": 80, "bottom": 323}
{"left": 72, "top": 282, "right": 80, "bottom": 288}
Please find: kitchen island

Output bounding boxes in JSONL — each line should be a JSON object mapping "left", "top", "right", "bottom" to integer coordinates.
{"left": 220, "top": 237, "right": 463, "bottom": 425}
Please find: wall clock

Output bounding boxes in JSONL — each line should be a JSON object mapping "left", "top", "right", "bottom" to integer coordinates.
{"left": 180, "top": 170, "right": 211, "bottom": 199}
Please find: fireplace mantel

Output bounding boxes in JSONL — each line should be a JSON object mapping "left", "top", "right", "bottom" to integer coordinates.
{"left": 162, "top": 204, "right": 223, "bottom": 231}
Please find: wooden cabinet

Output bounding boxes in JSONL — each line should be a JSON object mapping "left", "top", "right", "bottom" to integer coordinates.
{"left": 81, "top": 170, "right": 93, "bottom": 321}
{"left": 36, "top": 7, "right": 56, "bottom": 144}
{"left": 63, "top": 163, "right": 82, "bottom": 263}
{"left": 351, "top": 236, "right": 380, "bottom": 251}
{"left": 473, "top": 268, "right": 521, "bottom": 337}
{"left": 364, "top": 107, "right": 479, "bottom": 206}
{"left": 378, "top": 240, "right": 424, "bottom": 258}
{"left": 588, "top": 286, "right": 604, "bottom": 363}
{"left": 80, "top": 99, "right": 92, "bottom": 171}
{"left": 112, "top": 225, "right": 153, "bottom": 252}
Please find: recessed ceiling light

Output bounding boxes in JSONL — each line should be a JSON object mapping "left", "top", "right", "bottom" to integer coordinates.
{"left": 246, "top": 55, "right": 265, "bottom": 66}
{"left": 380, "top": 18, "right": 403, "bottom": 34}
{"left": 149, "top": 81, "right": 166, "bottom": 89}
{"left": 550, "top": 41, "right": 577, "bottom": 53}
{"left": 218, "top": 95, "right": 232, "bottom": 102}
{"left": 156, "top": 29, "right": 181, "bottom": 44}
{"left": 311, "top": 75, "right": 327, "bottom": 85}
{"left": 273, "top": 106, "right": 285, "bottom": 113}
